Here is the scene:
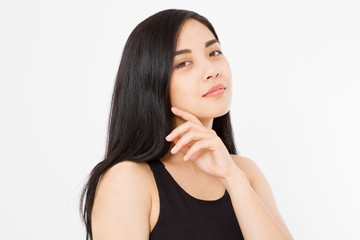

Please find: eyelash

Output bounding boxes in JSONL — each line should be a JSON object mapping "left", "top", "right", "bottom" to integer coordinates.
{"left": 175, "top": 50, "right": 223, "bottom": 69}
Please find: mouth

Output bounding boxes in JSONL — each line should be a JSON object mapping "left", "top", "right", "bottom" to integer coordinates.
{"left": 202, "top": 84, "right": 226, "bottom": 97}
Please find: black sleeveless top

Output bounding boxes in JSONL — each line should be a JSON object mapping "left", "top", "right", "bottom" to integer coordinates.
{"left": 148, "top": 159, "right": 244, "bottom": 240}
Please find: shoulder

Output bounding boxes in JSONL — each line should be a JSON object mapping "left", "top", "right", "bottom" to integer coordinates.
{"left": 95, "top": 160, "right": 154, "bottom": 197}
{"left": 92, "top": 160, "right": 154, "bottom": 238}
{"left": 94, "top": 160, "right": 154, "bottom": 206}
{"left": 230, "top": 154, "right": 263, "bottom": 187}
{"left": 230, "top": 154, "right": 276, "bottom": 206}
{"left": 100, "top": 160, "right": 153, "bottom": 184}
{"left": 230, "top": 154, "right": 294, "bottom": 238}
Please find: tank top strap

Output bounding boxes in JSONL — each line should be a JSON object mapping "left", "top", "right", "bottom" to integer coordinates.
{"left": 147, "top": 159, "right": 164, "bottom": 172}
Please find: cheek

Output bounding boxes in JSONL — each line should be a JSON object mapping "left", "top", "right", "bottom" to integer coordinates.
{"left": 222, "top": 59, "right": 232, "bottom": 79}
{"left": 169, "top": 73, "right": 200, "bottom": 106}
{"left": 222, "top": 61, "right": 232, "bottom": 89}
{"left": 170, "top": 81, "right": 193, "bottom": 104}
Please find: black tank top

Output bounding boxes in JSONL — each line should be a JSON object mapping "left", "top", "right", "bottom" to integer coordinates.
{"left": 148, "top": 159, "right": 244, "bottom": 240}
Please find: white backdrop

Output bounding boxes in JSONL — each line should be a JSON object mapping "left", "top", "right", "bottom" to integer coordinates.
{"left": 1, "top": 0, "right": 359, "bottom": 239}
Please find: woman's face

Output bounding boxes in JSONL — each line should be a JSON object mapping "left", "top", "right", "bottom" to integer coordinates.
{"left": 169, "top": 19, "right": 232, "bottom": 121}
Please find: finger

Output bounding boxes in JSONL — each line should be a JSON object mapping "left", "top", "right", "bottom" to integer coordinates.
{"left": 183, "top": 138, "right": 217, "bottom": 161}
{"left": 166, "top": 121, "right": 207, "bottom": 142}
{"left": 171, "top": 130, "right": 212, "bottom": 154}
{"left": 171, "top": 107, "right": 202, "bottom": 125}
{"left": 172, "top": 136, "right": 190, "bottom": 154}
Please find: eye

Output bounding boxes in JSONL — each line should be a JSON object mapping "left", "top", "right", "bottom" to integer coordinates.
{"left": 176, "top": 61, "right": 191, "bottom": 69}
{"left": 209, "top": 50, "right": 222, "bottom": 57}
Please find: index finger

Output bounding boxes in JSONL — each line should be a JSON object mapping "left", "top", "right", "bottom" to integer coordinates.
{"left": 171, "top": 107, "right": 202, "bottom": 125}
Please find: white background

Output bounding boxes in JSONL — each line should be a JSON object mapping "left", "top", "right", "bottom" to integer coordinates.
{"left": 1, "top": 0, "right": 359, "bottom": 239}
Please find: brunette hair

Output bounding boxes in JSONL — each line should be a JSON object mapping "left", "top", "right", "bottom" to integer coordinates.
{"left": 79, "top": 9, "right": 238, "bottom": 239}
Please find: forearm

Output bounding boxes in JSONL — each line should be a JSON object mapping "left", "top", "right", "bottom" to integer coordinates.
{"left": 220, "top": 168, "right": 293, "bottom": 240}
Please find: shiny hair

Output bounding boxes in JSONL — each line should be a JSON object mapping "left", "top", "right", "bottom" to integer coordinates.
{"left": 79, "top": 9, "right": 238, "bottom": 239}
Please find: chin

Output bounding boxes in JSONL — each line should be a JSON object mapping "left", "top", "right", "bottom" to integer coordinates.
{"left": 199, "top": 94, "right": 232, "bottom": 116}
{"left": 214, "top": 106, "right": 231, "bottom": 118}
{"left": 197, "top": 104, "right": 231, "bottom": 120}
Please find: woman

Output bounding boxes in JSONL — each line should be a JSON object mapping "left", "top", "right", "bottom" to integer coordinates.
{"left": 80, "top": 9, "right": 294, "bottom": 240}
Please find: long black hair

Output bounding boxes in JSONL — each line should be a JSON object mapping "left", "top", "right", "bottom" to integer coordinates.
{"left": 79, "top": 9, "right": 238, "bottom": 239}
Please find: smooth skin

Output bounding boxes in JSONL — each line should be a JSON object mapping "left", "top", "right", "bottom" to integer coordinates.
{"left": 91, "top": 19, "right": 294, "bottom": 239}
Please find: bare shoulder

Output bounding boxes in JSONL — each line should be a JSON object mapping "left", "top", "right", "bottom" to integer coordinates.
{"left": 230, "top": 154, "right": 260, "bottom": 186}
{"left": 95, "top": 160, "right": 154, "bottom": 199}
{"left": 100, "top": 160, "right": 153, "bottom": 184}
{"left": 230, "top": 154, "right": 254, "bottom": 167}
{"left": 94, "top": 160, "right": 154, "bottom": 207}
{"left": 230, "top": 154, "right": 294, "bottom": 238}
{"left": 92, "top": 160, "right": 154, "bottom": 239}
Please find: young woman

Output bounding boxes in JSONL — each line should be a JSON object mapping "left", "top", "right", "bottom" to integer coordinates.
{"left": 80, "top": 9, "right": 294, "bottom": 240}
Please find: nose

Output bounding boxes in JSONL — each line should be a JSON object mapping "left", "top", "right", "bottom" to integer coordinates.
{"left": 202, "top": 64, "right": 221, "bottom": 82}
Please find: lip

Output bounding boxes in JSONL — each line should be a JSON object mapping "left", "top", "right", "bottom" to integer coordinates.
{"left": 202, "top": 84, "right": 226, "bottom": 97}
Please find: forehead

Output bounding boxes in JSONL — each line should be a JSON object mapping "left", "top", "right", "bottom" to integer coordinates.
{"left": 176, "top": 19, "right": 216, "bottom": 49}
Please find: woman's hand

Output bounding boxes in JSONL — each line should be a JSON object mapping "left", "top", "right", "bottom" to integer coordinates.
{"left": 165, "top": 107, "right": 244, "bottom": 179}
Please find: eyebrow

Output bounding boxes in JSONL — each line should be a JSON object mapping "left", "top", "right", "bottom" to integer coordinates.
{"left": 174, "top": 39, "right": 220, "bottom": 56}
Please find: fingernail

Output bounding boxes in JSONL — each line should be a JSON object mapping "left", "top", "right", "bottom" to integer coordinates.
{"left": 166, "top": 134, "right": 172, "bottom": 141}
{"left": 183, "top": 154, "right": 189, "bottom": 160}
{"left": 171, "top": 145, "right": 177, "bottom": 153}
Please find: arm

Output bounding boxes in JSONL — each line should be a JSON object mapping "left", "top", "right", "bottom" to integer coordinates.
{"left": 220, "top": 155, "right": 294, "bottom": 240}
{"left": 165, "top": 107, "right": 293, "bottom": 239}
{"left": 91, "top": 161, "right": 151, "bottom": 240}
